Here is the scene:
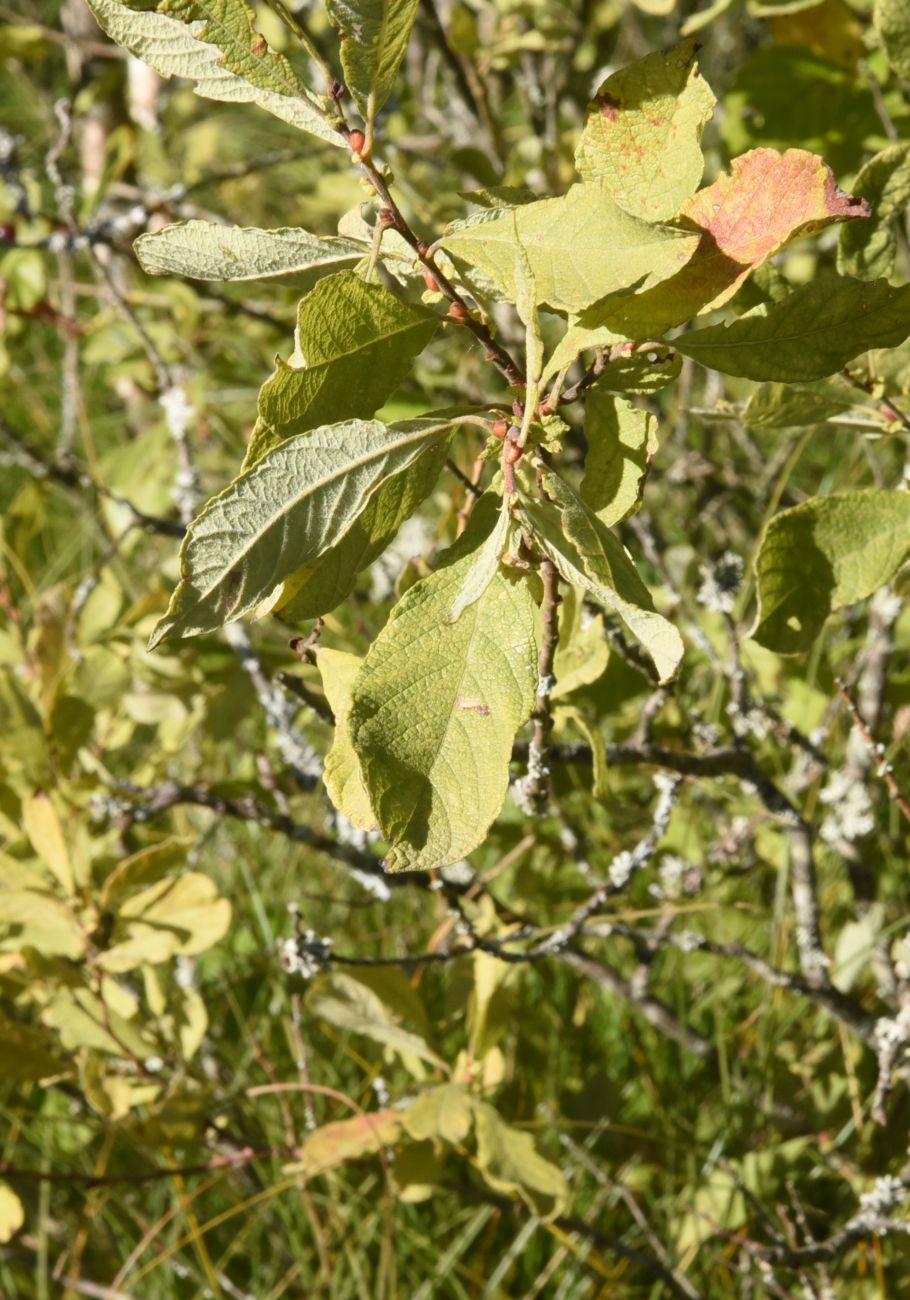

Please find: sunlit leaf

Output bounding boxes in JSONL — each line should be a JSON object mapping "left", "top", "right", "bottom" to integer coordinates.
{"left": 575, "top": 39, "right": 715, "bottom": 221}
{"left": 591, "top": 148, "right": 870, "bottom": 338}
{"left": 86, "top": 0, "right": 342, "bottom": 146}
{"left": 472, "top": 1101, "right": 569, "bottom": 1221}
{"left": 150, "top": 418, "right": 457, "bottom": 647}
{"left": 441, "top": 181, "right": 699, "bottom": 314}
{"left": 135, "top": 222, "right": 365, "bottom": 282}
{"left": 326, "top": 0, "right": 420, "bottom": 126}
{"left": 521, "top": 472, "right": 683, "bottom": 683}
{"left": 751, "top": 490, "right": 910, "bottom": 653}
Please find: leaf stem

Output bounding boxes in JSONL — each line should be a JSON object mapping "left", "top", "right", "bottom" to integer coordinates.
{"left": 522, "top": 558, "right": 561, "bottom": 812}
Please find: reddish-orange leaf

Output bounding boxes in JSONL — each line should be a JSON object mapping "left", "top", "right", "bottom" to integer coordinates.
{"left": 597, "top": 148, "right": 870, "bottom": 340}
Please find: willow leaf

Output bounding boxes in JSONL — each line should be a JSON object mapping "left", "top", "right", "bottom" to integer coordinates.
{"left": 521, "top": 473, "right": 682, "bottom": 683}
{"left": 751, "top": 490, "right": 910, "bottom": 654}
{"left": 326, "top": 0, "right": 420, "bottom": 126}
{"left": 349, "top": 516, "right": 538, "bottom": 872}
{"left": 86, "top": 0, "right": 342, "bottom": 147}
{"left": 149, "top": 418, "right": 456, "bottom": 648}
{"left": 246, "top": 270, "right": 439, "bottom": 468}
{"left": 135, "top": 222, "right": 364, "bottom": 282}
{"left": 675, "top": 276, "right": 910, "bottom": 381}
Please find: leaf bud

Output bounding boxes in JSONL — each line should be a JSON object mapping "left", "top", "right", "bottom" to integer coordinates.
{"left": 348, "top": 129, "right": 366, "bottom": 155}
{"left": 503, "top": 438, "right": 523, "bottom": 465}
{"left": 423, "top": 266, "right": 441, "bottom": 293}
{"left": 447, "top": 301, "right": 469, "bottom": 321}
{"left": 491, "top": 419, "right": 509, "bottom": 440}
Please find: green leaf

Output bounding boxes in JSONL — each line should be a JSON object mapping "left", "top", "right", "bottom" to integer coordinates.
{"left": 154, "top": 0, "right": 306, "bottom": 97}
{"left": 306, "top": 973, "right": 446, "bottom": 1072}
{"left": 326, "top": 0, "right": 420, "bottom": 126}
{"left": 271, "top": 435, "right": 450, "bottom": 622}
{"left": 316, "top": 648, "right": 376, "bottom": 831}
{"left": 85, "top": 0, "right": 342, "bottom": 146}
{"left": 675, "top": 276, "right": 910, "bottom": 381}
{"left": 580, "top": 390, "right": 657, "bottom": 526}
{"left": 108, "top": 872, "right": 232, "bottom": 964}
{"left": 441, "top": 181, "right": 699, "bottom": 315}
{"left": 403, "top": 1083, "right": 474, "bottom": 1144}
{"left": 282, "top": 457, "right": 483, "bottom": 626}
{"left": 349, "top": 512, "right": 539, "bottom": 872}
{"left": 149, "top": 417, "right": 457, "bottom": 648}
{"left": 0, "top": 1016, "right": 62, "bottom": 1082}
{"left": 575, "top": 39, "right": 716, "bottom": 221}
{"left": 100, "top": 838, "right": 191, "bottom": 911}
{"left": 751, "top": 490, "right": 910, "bottom": 654}
{"left": 743, "top": 379, "right": 860, "bottom": 430}
{"left": 22, "top": 792, "right": 75, "bottom": 896}
{"left": 0, "top": 889, "right": 85, "bottom": 959}
{"left": 472, "top": 1101, "right": 569, "bottom": 1221}
{"left": 447, "top": 497, "right": 511, "bottom": 623}
{"left": 551, "top": 588, "right": 609, "bottom": 699}
{"left": 838, "top": 144, "right": 910, "bottom": 281}
{"left": 875, "top": 0, "right": 910, "bottom": 79}
{"left": 245, "top": 270, "right": 439, "bottom": 468}
{"left": 520, "top": 472, "right": 683, "bottom": 683}
{"left": 555, "top": 705, "right": 609, "bottom": 798}
{"left": 0, "top": 670, "right": 49, "bottom": 784}
{"left": 135, "top": 222, "right": 365, "bottom": 282}
{"left": 0, "top": 1183, "right": 24, "bottom": 1244}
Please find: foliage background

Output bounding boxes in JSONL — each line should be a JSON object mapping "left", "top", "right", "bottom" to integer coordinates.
{"left": 1, "top": 0, "right": 910, "bottom": 1296}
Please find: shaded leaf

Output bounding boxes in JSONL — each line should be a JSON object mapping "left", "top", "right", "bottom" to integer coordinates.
{"left": 580, "top": 390, "right": 657, "bottom": 525}
{"left": 743, "top": 379, "right": 860, "bottom": 429}
{"left": 349, "top": 510, "right": 539, "bottom": 872}
{"left": 246, "top": 270, "right": 439, "bottom": 467}
{"left": 838, "top": 143, "right": 910, "bottom": 280}
{"left": 575, "top": 39, "right": 715, "bottom": 221}
{"left": 0, "top": 1015, "right": 62, "bottom": 1082}
{"left": 100, "top": 838, "right": 191, "bottom": 911}
{"left": 675, "top": 276, "right": 910, "bottom": 381}
{"left": 751, "top": 490, "right": 910, "bottom": 653}
{"left": 306, "top": 973, "right": 446, "bottom": 1071}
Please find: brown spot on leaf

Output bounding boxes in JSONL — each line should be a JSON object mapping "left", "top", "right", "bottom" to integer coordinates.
{"left": 455, "top": 696, "right": 491, "bottom": 716}
{"left": 596, "top": 92, "right": 621, "bottom": 122}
